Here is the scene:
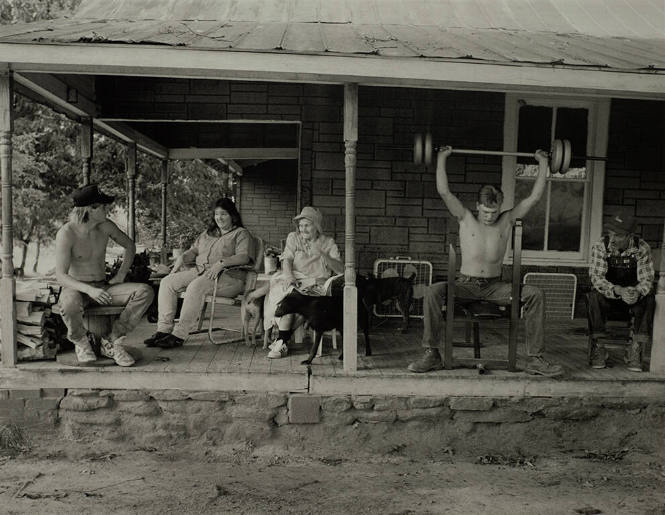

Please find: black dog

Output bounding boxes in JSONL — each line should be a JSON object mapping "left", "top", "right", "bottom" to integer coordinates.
{"left": 275, "top": 290, "right": 370, "bottom": 365}
{"left": 356, "top": 272, "right": 415, "bottom": 332}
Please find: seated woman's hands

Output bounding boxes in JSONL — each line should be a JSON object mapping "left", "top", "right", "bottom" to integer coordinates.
{"left": 170, "top": 255, "right": 184, "bottom": 275}
{"left": 204, "top": 261, "right": 226, "bottom": 280}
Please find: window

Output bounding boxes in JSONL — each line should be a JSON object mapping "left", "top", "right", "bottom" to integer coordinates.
{"left": 502, "top": 95, "right": 609, "bottom": 265}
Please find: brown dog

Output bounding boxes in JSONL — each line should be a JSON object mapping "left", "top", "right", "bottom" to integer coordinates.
{"left": 240, "top": 295, "right": 269, "bottom": 348}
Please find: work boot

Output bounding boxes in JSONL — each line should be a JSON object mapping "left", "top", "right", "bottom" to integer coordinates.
{"left": 408, "top": 348, "right": 443, "bottom": 373}
{"left": 100, "top": 336, "right": 135, "bottom": 367}
{"left": 624, "top": 340, "right": 643, "bottom": 372}
{"left": 144, "top": 331, "right": 170, "bottom": 347}
{"left": 72, "top": 334, "right": 97, "bottom": 365}
{"left": 590, "top": 341, "right": 608, "bottom": 369}
{"left": 156, "top": 334, "right": 184, "bottom": 349}
{"left": 524, "top": 356, "right": 563, "bottom": 377}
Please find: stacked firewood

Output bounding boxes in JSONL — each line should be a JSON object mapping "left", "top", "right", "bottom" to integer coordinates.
{"left": 0, "top": 282, "right": 68, "bottom": 361}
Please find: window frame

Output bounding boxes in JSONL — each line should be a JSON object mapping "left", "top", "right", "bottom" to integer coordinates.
{"left": 501, "top": 94, "right": 610, "bottom": 267}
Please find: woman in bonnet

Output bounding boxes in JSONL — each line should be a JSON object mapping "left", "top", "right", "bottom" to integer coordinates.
{"left": 259, "top": 206, "right": 343, "bottom": 359}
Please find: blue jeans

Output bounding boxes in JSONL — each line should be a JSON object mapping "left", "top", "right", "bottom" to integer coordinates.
{"left": 422, "top": 276, "right": 546, "bottom": 357}
{"left": 57, "top": 281, "right": 154, "bottom": 342}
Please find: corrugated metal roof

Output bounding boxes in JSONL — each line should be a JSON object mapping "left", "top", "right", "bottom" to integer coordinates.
{"left": 0, "top": 0, "right": 662, "bottom": 71}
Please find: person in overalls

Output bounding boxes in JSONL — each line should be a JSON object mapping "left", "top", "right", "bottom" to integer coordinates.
{"left": 588, "top": 210, "right": 655, "bottom": 371}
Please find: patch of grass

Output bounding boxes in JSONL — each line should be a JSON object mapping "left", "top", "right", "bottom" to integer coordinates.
{"left": 0, "top": 423, "right": 30, "bottom": 455}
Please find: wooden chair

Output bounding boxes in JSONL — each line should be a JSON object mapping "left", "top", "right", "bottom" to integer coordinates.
{"left": 181, "top": 235, "right": 264, "bottom": 344}
{"left": 585, "top": 292, "right": 634, "bottom": 365}
{"left": 443, "top": 220, "right": 523, "bottom": 372}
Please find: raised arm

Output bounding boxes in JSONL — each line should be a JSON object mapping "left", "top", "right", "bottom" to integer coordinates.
{"left": 509, "top": 149, "right": 548, "bottom": 222}
{"left": 435, "top": 146, "right": 466, "bottom": 220}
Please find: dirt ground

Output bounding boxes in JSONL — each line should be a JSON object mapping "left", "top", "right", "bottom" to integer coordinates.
{"left": 1, "top": 438, "right": 664, "bottom": 515}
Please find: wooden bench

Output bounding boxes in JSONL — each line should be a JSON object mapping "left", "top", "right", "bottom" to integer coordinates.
{"left": 82, "top": 305, "right": 125, "bottom": 339}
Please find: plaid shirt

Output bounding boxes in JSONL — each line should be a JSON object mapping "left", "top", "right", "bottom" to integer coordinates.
{"left": 589, "top": 236, "right": 654, "bottom": 299}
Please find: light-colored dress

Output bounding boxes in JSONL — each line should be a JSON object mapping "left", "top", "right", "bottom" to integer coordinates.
{"left": 263, "top": 231, "right": 340, "bottom": 330}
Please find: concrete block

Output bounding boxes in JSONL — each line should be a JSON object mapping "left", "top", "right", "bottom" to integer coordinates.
{"left": 40, "top": 388, "right": 66, "bottom": 398}
{"left": 352, "top": 396, "right": 374, "bottom": 410}
{"left": 60, "top": 395, "right": 112, "bottom": 412}
{"left": 288, "top": 395, "right": 321, "bottom": 424}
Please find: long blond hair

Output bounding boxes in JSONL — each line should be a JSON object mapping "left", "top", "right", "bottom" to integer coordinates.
{"left": 69, "top": 206, "right": 92, "bottom": 224}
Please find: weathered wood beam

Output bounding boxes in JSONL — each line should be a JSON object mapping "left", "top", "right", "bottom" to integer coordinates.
{"left": 98, "top": 120, "right": 167, "bottom": 159}
{"left": 217, "top": 158, "right": 242, "bottom": 176}
{"left": 4, "top": 43, "right": 665, "bottom": 100}
{"left": 169, "top": 148, "right": 298, "bottom": 160}
{"left": 13, "top": 72, "right": 167, "bottom": 159}
{"left": 0, "top": 70, "right": 17, "bottom": 367}
{"left": 343, "top": 83, "right": 358, "bottom": 374}
{"left": 126, "top": 142, "right": 136, "bottom": 240}
{"left": 80, "top": 117, "right": 93, "bottom": 185}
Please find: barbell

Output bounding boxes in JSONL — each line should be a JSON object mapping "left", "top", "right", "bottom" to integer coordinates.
{"left": 413, "top": 133, "right": 605, "bottom": 174}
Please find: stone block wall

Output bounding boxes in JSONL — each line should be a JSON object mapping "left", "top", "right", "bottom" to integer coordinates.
{"left": 5, "top": 388, "right": 665, "bottom": 458}
{"left": 99, "top": 77, "right": 665, "bottom": 283}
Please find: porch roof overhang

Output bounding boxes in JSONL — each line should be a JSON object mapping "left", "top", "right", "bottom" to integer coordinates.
{"left": 0, "top": 0, "right": 663, "bottom": 101}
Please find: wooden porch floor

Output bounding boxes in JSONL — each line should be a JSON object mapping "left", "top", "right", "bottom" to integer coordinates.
{"left": 5, "top": 306, "right": 665, "bottom": 398}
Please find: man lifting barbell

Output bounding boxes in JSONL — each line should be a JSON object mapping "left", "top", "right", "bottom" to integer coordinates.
{"left": 408, "top": 146, "right": 564, "bottom": 377}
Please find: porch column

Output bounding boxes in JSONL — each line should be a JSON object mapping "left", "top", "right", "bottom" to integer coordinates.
{"left": 80, "top": 117, "right": 93, "bottom": 185}
{"left": 160, "top": 159, "right": 168, "bottom": 264}
{"left": 651, "top": 221, "right": 665, "bottom": 374}
{"left": 126, "top": 142, "right": 136, "bottom": 240}
{"left": 343, "top": 83, "right": 358, "bottom": 374}
{"left": 0, "top": 71, "right": 17, "bottom": 367}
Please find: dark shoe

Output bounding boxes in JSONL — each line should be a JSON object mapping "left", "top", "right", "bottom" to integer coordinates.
{"left": 524, "top": 356, "right": 563, "bottom": 377}
{"left": 625, "top": 340, "right": 643, "bottom": 372}
{"left": 408, "top": 348, "right": 443, "bottom": 373}
{"left": 156, "top": 334, "right": 184, "bottom": 349}
{"left": 144, "top": 331, "right": 170, "bottom": 347}
{"left": 590, "top": 341, "right": 608, "bottom": 369}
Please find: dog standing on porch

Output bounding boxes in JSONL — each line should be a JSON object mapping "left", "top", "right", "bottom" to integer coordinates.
{"left": 240, "top": 293, "right": 269, "bottom": 348}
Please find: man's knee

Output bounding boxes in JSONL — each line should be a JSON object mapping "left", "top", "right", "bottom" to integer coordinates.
{"left": 522, "top": 284, "right": 543, "bottom": 304}
{"left": 57, "top": 291, "right": 84, "bottom": 317}
{"left": 134, "top": 283, "right": 154, "bottom": 302}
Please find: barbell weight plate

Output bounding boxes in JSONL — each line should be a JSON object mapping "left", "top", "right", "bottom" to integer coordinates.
{"left": 413, "top": 133, "right": 423, "bottom": 165}
{"left": 561, "top": 139, "right": 572, "bottom": 175}
{"left": 424, "top": 132, "right": 433, "bottom": 166}
{"left": 550, "top": 139, "right": 563, "bottom": 174}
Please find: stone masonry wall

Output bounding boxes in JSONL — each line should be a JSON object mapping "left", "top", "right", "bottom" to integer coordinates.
{"left": 4, "top": 388, "right": 665, "bottom": 458}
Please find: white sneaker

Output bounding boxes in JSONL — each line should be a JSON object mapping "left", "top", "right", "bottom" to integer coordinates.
{"left": 267, "top": 339, "right": 288, "bottom": 359}
{"left": 100, "top": 336, "right": 135, "bottom": 367}
{"left": 72, "top": 335, "right": 96, "bottom": 364}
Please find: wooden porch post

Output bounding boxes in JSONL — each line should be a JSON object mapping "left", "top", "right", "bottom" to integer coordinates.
{"left": 80, "top": 117, "right": 93, "bottom": 185}
{"left": 160, "top": 159, "right": 168, "bottom": 264}
{"left": 126, "top": 142, "right": 136, "bottom": 240}
{"left": 0, "top": 71, "right": 17, "bottom": 367}
{"left": 650, "top": 221, "right": 665, "bottom": 374}
{"left": 343, "top": 83, "right": 358, "bottom": 374}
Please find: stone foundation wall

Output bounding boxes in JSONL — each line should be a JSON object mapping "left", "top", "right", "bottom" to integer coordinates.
{"left": 3, "top": 388, "right": 665, "bottom": 457}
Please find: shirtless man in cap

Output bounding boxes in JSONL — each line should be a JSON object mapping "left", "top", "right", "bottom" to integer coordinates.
{"left": 408, "top": 146, "right": 563, "bottom": 377}
{"left": 55, "top": 183, "right": 154, "bottom": 366}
